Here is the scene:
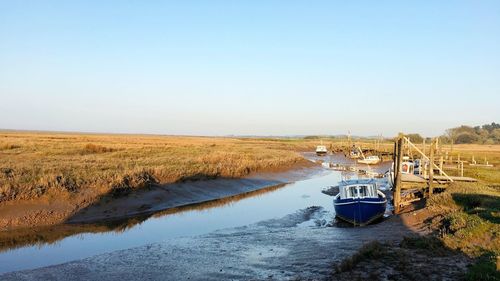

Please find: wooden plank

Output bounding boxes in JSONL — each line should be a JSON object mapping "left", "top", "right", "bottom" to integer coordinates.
{"left": 402, "top": 173, "right": 478, "bottom": 183}
{"left": 394, "top": 136, "right": 403, "bottom": 214}
{"left": 401, "top": 173, "right": 427, "bottom": 183}
{"left": 403, "top": 136, "right": 454, "bottom": 182}
{"left": 429, "top": 138, "right": 434, "bottom": 196}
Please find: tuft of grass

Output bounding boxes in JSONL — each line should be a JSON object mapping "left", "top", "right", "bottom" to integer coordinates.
{"left": 335, "top": 241, "right": 386, "bottom": 273}
{"left": 400, "top": 236, "right": 453, "bottom": 256}
{"left": 0, "top": 143, "right": 21, "bottom": 150}
{"left": 83, "top": 143, "right": 116, "bottom": 154}
{"left": 465, "top": 253, "right": 500, "bottom": 281}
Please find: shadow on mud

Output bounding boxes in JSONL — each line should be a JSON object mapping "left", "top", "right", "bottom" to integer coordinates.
{"left": 452, "top": 193, "right": 500, "bottom": 224}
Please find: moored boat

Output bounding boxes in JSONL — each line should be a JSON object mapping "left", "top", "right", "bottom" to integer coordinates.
{"left": 333, "top": 179, "right": 387, "bottom": 226}
{"left": 316, "top": 145, "right": 328, "bottom": 156}
{"left": 357, "top": 155, "right": 381, "bottom": 165}
{"left": 349, "top": 150, "right": 361, "bottom": 159}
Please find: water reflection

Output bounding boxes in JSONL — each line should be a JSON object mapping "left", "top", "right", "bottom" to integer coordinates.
{"left": 0, "top": 183, "right": 288, "bottom": 253}
{"left": 0, "top": 170, "right": 340, "bottom": 274}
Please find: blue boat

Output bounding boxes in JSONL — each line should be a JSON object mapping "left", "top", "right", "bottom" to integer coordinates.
{"left": 333, "top": 179, "right": 387, "bottom": 226}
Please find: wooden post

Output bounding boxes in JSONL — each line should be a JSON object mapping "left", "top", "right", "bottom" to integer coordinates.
{"left": 460, "top": 161, "right": 464, "bottom": 177}
{"left": 394, "top": 136, "right": 403, "bottom": 214}
{"left": 422, "top": 139, "right": 426, "bottom": 156}
{"left": 439, "top": 156, "right": 444, "bottom": 176}
{"left": 458, "top": 154, "right": 461, "bottom": 163}
{"left": 429, "top": 138, "right": 435, "bottom": 197}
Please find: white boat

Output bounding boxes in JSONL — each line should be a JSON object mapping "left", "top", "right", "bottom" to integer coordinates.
{"left": 357, "top": 155, "right": 381, "bottom": 165}
{"left": 316, "top": 145, "right": 328, "bottom": 156}
{"left": 349, "top": 150, "right": 361, "bottom": 159}
{"left": 386, "top": 160, "right": 417, "bottom": 187}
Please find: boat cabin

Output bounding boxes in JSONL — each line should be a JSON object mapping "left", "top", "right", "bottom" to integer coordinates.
{"left": 337, "top": 180, "right": 379, "bottom": 200}
{"left": 316, "top": 145, "right": 327, "bottom": 155}
{"left": 401, "top": 161, "right": 414, "bottom": 174}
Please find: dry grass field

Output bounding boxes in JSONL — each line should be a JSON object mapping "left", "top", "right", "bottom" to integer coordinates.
{"left": 1, "top": 131, "right": 499, "bottom": 206}
{"left": 0, "top": 132, "right": 318, "bottom": 205}
{"left": 1, "top": 131, "right": 499, "bottom": 232}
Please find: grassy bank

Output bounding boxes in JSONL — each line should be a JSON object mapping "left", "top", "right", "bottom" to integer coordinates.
{"left": 427, "top": 182, "right": 500, "bottom": 280}
{"left": 327, "top": 142, "right": 500, "bottom": 280}
{"left": 331, "top": 181, "right": 499, "bottom": 280}
{"left": 0, "top": 132, "right": 323, "bottom": 229}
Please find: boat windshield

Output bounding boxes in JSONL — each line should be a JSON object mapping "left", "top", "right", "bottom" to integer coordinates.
{"left": 342, "top": 184, "right": 377, "bottom": 199}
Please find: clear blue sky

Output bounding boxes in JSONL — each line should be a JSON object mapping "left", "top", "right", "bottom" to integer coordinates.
{"left": 1, "top": 1, "right": 499, "bottom": 137}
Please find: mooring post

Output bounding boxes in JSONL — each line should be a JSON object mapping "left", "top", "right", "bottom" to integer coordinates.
{"left": 439, "top": 156, "right": 444, "bottom": 176}
{"left": 394, "top": 135, "right": 403, "bottom": 214}
{"left": 429, "top": 138, "right": 435, "bottom": 197}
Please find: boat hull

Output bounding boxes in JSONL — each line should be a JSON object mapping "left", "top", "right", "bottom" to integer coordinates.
{"left": 334, "top": 197, "right": 386, "bottom": 226}
{"left": 357, "top": 159, "right": 381, "bottom": 165}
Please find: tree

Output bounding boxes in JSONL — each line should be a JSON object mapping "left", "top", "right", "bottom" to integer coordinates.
{"left": 406, "top": 133, "right": 424, "bottom": 143}
{"left": 482, "top": 122, "right": 500, "bottom": 133}
{"left": 455, "top": 132, "right": 479, "bottom": 144}
{"left": 491, "top": 129, "right": 500, "bottom": 143}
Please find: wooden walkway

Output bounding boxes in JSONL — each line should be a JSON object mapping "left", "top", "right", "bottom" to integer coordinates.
{"left": 401, "top": 173, "right": 477, "bottom": 183}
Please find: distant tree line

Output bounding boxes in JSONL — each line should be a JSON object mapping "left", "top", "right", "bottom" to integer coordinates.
{"left": 445, "top": 122, "right": 500, "bottom": 144}
{"left": 406, "top": 122, "right": 500, "bottom": 145}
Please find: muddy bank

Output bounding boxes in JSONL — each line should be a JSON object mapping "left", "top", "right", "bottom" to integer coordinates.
{"left": 0, "top": 204, "right": 473, "bottom": 281}
{"left": 67, "top": 161, "right": 322, "bottom": 224}
{"left": 0, "top": 160, "right": 320, "bottom": 230}
{"left": 329, "top": 238, "right": 470, "bottom": 280}
{"left": 1, "top": 207, "right": 413, "bottom": 281}
{"left": 329, "top": 204, "right": 472, "bottom": 281}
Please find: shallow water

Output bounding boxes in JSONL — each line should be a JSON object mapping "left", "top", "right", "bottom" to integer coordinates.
{"left": 0, "top": 154, "right": 392, "bottom": 275}
{"left": 0, "top": 166, "right": 345, "bottom": 274}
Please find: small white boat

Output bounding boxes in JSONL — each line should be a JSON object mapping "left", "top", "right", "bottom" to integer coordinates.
{"left": 349, "top": 150, "right": 361, "bottom": 159}
{"left": 316, "top": 145, "right": 328, "bottom": 156}
{"left": 357, "top": 155, "right": 381, "bottom": 165}
{"left": 387, "top": 160, "right": 417, "bottom": 186}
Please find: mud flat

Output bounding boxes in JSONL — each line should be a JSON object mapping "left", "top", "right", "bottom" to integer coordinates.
{"left": 2, "top": 205, "right": 472, "bottom": 281}
{"left": 1, "top": 207, "right": 414, "bottom": 281}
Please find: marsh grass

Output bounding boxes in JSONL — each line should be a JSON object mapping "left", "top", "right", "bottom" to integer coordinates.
{"left": 331, "top": 237, "right": 465, "bottom": 281}
{"left": 426, "top": 182, "right": 500, "bottom": 280}
{"left": 465, "top": 253, "right": 500, "bottom": 281}
{"left": 82, "top": 143, "right": 116, "bottom": 154}
{"left": 0, "top": 143, "right": 21, "bottom": 150}
{"left": 0, "top": 132, "right": 320, "bottom": 204}
{"left": 335, "top": 241, "right": 387, "bottom": 273}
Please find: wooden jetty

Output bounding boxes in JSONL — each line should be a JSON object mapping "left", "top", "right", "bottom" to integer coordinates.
{"left": 393, "top": 133, "right": 478, "bottom": 213}
{"left": 401, "top": 173, "right": 477, "bottom": 184}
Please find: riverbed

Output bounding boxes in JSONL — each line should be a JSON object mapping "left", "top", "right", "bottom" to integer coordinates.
{"left": 0, "top": 154, "right": 396, "bottom": 279}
